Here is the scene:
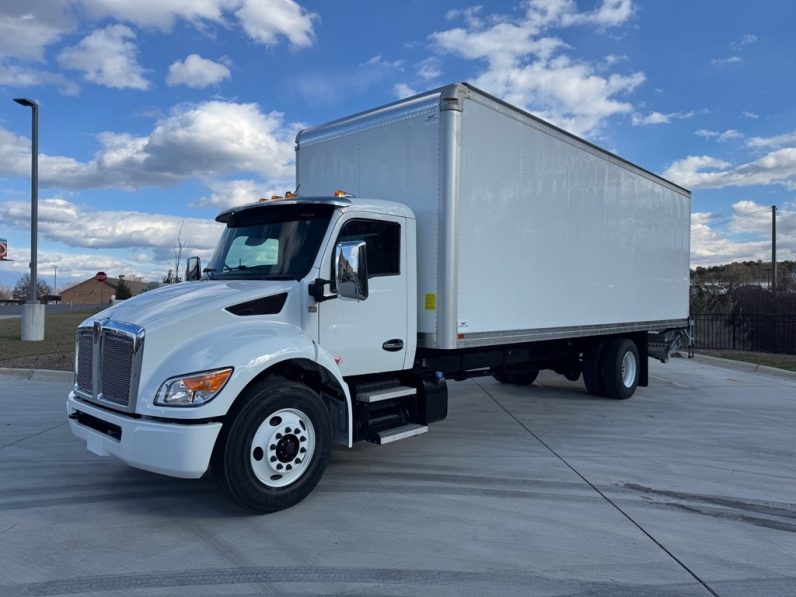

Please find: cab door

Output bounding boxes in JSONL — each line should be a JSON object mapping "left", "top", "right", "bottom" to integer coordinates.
{"left": 318, "top": 214, "right": 407, "bottom": 376}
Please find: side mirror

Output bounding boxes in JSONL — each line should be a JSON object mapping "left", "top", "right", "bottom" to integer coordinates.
{"left": 335, "top": 241, "right": 368, "bottom": 300}
{"left": 185, "top": 256, "right": 201, "bottom": 281}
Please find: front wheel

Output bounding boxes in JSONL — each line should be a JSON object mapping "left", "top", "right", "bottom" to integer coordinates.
{"left": 212, "top": 377, "right": 331, "bottom": 513}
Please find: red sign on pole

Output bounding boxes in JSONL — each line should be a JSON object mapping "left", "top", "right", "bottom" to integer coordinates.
{"left": 96, "top": 271, "right": 107, "bottom": 283}
{"left": 0, "top": 238, "right": 7, "bottom": 260}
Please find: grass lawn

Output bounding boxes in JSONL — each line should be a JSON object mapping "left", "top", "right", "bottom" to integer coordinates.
{"left": 0, "top": 311, "right": 95, "bottom": 371}
{"left": 697, "top": 350, "right": 796, "bottom": 373}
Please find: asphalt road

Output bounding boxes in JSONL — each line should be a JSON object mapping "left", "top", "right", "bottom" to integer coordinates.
{"left": 1, "top": 358, "right": 794, "bottom": 596}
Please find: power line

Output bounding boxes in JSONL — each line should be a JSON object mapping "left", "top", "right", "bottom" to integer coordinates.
{"left": 707, "top": 207, "right": 771, "bottom": 229}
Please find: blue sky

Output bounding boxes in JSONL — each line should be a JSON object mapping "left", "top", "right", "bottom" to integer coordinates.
{"left": 0, "top": 0, "right": 795, "bottom": 291}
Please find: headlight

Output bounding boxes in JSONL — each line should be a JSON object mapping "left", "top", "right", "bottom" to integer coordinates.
{"left": 155, "top": 368, "right": 233, "bottom": 407}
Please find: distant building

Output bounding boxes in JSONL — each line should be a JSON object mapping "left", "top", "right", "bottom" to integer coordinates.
{"left": 60, "top": 277, "right": 151, "bottom": 305}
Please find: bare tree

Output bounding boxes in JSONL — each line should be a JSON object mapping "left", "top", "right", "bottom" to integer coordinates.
{"left": 13, "top": 274, "right": 52, "bottom": 302}
{"left": 165, "top": 221, "right": 186, "bottom": 284}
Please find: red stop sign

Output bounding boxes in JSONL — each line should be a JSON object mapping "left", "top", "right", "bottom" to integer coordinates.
{"left": 96, "top": 271, "right": 107, "bottom": 283}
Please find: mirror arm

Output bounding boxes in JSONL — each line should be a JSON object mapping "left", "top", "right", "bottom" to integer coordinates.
{"left": 309, "top": 278, "right": 338, "bottom": 302}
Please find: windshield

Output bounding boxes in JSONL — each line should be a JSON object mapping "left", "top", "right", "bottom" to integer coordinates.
{"left": 206, "top": 204, "right": 334, "bottom": 280}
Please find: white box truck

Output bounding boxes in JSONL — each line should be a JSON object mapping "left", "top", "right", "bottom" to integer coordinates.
{"left": 67, "top": 83, "right": 691, "bottom": 512}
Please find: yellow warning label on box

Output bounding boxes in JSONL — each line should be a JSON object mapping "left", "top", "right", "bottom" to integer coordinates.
{"left": 424, "top": 293, "right": 437, "bottom": 311}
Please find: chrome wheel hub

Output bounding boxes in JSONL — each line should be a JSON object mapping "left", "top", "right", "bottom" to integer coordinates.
{"left": 250, "top": 408, "right": 315, "bottom": 488}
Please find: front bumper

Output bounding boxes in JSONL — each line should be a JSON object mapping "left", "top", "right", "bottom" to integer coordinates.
{"left": 66, "top": 392, "right": 223, "bottom": 479}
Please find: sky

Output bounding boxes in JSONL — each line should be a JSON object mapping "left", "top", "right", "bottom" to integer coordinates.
{"left": 0, "top": 0, "right": 795, "bottom": 291}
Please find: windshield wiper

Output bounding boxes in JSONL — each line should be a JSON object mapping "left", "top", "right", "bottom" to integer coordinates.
{"left": 222, "top": 264, "right": 265, "bottom": 273}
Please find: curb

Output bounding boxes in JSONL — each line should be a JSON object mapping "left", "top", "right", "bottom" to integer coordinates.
{"left": 0, "top": 368, "right": 73, "bottom": 383}
{"left": 689, "top": 353, "right": 796, "bottom": 381}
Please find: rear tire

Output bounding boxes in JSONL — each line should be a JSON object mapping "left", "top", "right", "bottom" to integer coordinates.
{"left": 582, "top": 343, "right": 607, "bottom": 396}
{"left": 492, "top": 369, "right": 539, "bottom": 385}
{"left": 601, "top": 338, "right": 640, "bottom": 400}
{"left": 212, "top": 377, "right": 331, "bottom": 513}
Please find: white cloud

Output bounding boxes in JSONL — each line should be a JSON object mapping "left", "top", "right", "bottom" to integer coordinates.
{"left": 0, "top": 100, "right": 299, "bottom": 190}
{"left": 0, "top": 197, "right": 222, "bottom": 258}
{"left": 0, "top": 246, "right": 161, "bottom": 287}
{"left": 740, "top": 111, "right": 759, "bottom": 119}
{"left": 709, "top": 56, "right": 742, "bottom": 66}
{"left": 445, "top": 6, "right": 484, "bottom": 29}
{"left": 0, "top": 61, "right": 79, "bottom": 95}
{"left": 731, "top": 33, "right": 758, "bottom": 50}
{"left": 631, "top": 109, "right": 699, "bottom": 126}
{"left": 417, "top": 57, "right": 442, "bottom": 81}
{"left": 166, "top": 54, "right": 231, "bottom": 88}
{"left": 0, "top": 1, "right": 75, "bottom": 60}
{"left": 79, "top": 0, "right": 317, "bottom": 48}
{"left": 603, "top": 53, "right": 628, "bottom": 66}
{"left": 560, "top": 0, "right": 634, "bottom": 27}
{"left": 58, "top": 25, "right": 149, "bottom": 90}
{"left": 78, "top": 0, "right": 228, "bottom": 30}
{"left": 393, "top": 83, "right": 417, "bottom": 99}
{"left": 746, "top": 130, "right": 796, "bottom": 150}
{"left": 429, "top": 0, "right": 643, "bottom": 136}
{"left": 235, "top": 0, "right": 316, "bottom": 48}
{"left": 690, "top": 200, "right": 795, "bottom": 266}
{"left": 663, "top": 149, "right": 796, "bottom": 190}
{"left": 195, "top": 179, "right": 292, "bottom": 209}
{"left": 695, "top": 129, "right": 744, "bottom": 142}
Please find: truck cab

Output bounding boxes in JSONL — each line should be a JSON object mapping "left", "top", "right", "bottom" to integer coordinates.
{"left": 67, "top": 195, "right": 438, "bottom": 513}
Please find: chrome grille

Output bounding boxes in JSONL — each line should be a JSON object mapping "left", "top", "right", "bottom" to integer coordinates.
{"left": 76, "top": 332, "right": 93, "bottom": 393}
{"left": 75, "top": 320, "right": 144, "bottom": 412}
{"left": 100, "top": 332, "right": 134, "bottom": 406}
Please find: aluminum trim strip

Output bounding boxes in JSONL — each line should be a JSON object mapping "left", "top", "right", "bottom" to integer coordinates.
{"left": 454, "top": 319, "right": 689, "bottom": 349}
{"left": 297, "top": 93, "right": 441, "bottom": 148}
{"left": 436, "top": 90, "right": 462, "bottom": 350}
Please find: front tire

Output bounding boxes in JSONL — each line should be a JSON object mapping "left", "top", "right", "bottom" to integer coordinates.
{"left": 212, "top": 377, "right": 331, "bottom": 513}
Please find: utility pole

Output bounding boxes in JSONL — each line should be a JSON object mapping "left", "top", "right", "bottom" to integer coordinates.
{"left": 772, "top": 205, "right": 777, "bottom": 295}
{"left": 53, "top": 265, "right": 57, "bottom": 295}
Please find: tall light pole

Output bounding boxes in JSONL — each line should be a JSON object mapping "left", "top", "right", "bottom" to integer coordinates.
{"left": 771, "top": 205, "right": 777, "bottom": 295}
{"left": 14, "top": 97, "right": 44, "bottom": 340}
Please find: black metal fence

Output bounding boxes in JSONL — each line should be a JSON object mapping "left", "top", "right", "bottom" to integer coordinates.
{"left": 691, "top": 313, "right": 796, "bottom": 355}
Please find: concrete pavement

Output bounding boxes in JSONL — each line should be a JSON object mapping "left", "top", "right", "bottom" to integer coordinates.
{"left": 0, "top": 358, "right": 794, "bottom": 596}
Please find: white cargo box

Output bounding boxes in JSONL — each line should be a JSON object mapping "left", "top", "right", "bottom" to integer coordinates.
{"left": 296, "top": 83, "right": 690, "bottom": 350}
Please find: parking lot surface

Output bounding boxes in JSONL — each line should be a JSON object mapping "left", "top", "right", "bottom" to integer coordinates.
{"left": 1, "top": 358, "right": 794, "bottom": 596}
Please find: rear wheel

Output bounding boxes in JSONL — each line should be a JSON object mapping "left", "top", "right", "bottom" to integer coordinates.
{"left": 582, "top": 342, "right": 607, "bottom": 397}
{"left": 492, "top": 368, "right": 539, "bottom": 385}
{"left": 601, "top": 338, "right": 640, "bottom": 400}
{"left": 212, "top": 377, "right": 331, "bottom": 513}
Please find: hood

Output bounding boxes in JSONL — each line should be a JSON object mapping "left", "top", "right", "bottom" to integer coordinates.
{"left": 96, "top": 279, "right": 299, "bottom": 329}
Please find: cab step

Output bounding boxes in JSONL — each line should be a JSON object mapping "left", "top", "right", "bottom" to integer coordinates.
{"left": 356, "top": 385, "right": 416, "bottom": 404}
{"left": 370, "top": 423, "right": 428, "bottom": 445}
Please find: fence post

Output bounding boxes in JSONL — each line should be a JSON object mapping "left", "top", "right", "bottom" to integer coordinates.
{"left": 732, "top": 312, "right": 736, "bottom": 350}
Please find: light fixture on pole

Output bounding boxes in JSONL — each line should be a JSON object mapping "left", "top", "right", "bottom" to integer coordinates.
{"left": 14, "top": 97, "right": 44, "bottom": 341}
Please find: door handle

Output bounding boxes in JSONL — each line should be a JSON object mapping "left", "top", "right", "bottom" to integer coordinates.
{"left": 382, "top": 339, "right": 404, "bottom": 352}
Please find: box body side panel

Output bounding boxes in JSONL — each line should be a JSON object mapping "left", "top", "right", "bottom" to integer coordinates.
{"left": 456, "top": 97, "right": 690, "bottom": 340}
{"left": 297, "top": 103, "right": 441, "bottom": 340}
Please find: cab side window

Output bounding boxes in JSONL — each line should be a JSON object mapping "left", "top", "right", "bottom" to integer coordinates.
{"left": 334, "top": 219, "right": 400, "bottom": 281}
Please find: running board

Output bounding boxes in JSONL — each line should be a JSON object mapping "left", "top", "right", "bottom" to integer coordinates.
{"left": 356, "top": 385, "right": 416, "bottom": 403}
{"left": 371, "top": 423, "right": 428, "bottom": 445}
